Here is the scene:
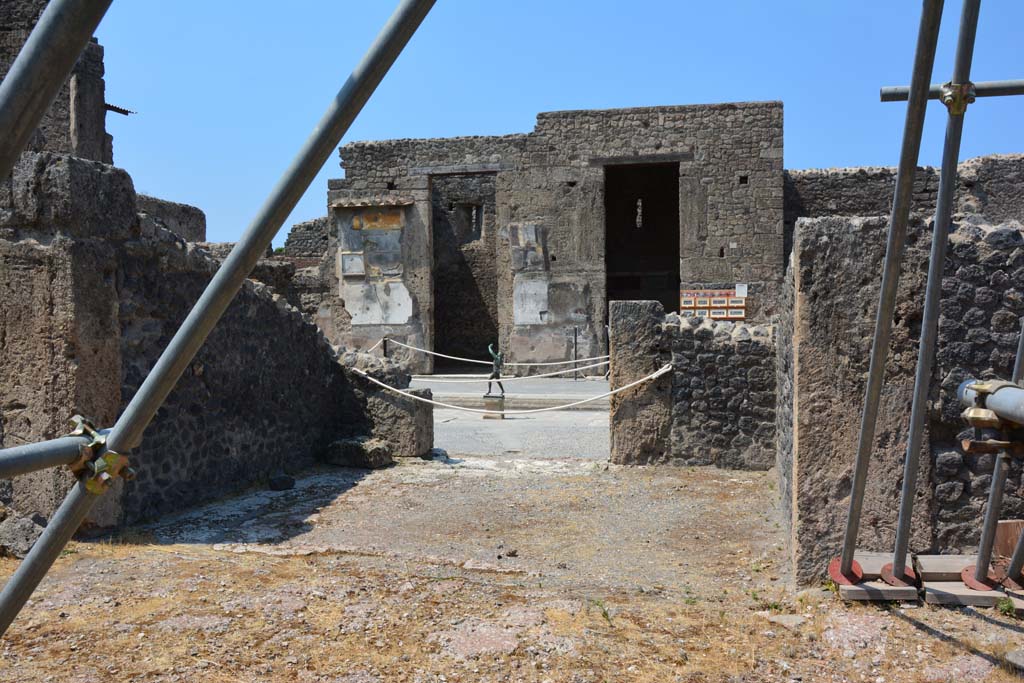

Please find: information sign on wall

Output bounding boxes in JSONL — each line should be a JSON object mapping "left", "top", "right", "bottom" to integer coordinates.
{"left": 680, "top": 287, "right": 747, "bottom": 320}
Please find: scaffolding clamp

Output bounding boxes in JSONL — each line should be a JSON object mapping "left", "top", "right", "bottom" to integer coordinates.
{"left": 66, "top": 415, "right": 135, "bottom": 493}
{"left": 940, "top": 81, "right": 976, "bottom": 115}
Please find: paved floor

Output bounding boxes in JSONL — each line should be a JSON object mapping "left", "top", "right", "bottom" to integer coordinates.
{"left": 410, "top": 375, "right": 609, "bottom": 398}
{"left": 434, "top": 407, "right": 609, "bottom": 459}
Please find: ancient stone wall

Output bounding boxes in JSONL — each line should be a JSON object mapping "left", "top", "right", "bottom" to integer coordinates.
{"left": 136, "top": 194, "right": 206, "bottom": 242}
{"left": 667, "top": 317, "right": 775, "bottom": 470}
{"left": 0, "top": 153, "right": 432, "bottom": 529}
{"left": 283, "top": 216, "right": 330, "bottom": 257}
{"left": 431, "top": 173, "right": 499, "bottom": 361}
{"left": 1, "top": 2, "right": 110, "bottom": 163}
{"left": 609, "top": 301, "right": 776, "bottom": 469}
{"left": 786, "top": 214, "right": 1024, "bottom": 584}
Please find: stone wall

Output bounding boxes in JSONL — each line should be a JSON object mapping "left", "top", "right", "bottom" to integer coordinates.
{"left": 431, "top": 173, "right": 499, "bottom": 361}
{"left": 1, "top": 2, "right": 110, "bottom": 163}
{"left": 608, "top": 300, "right": 776, "bottom": 469}
{"left": 137, "top": 194, "right": 206, "bottom": 242}
{"left": 0, "top": 152, "right": 432, "bottom": 529}
{"left": 785, "top": 213, "right": 1024, "bottom": 584}
{"left": 283, "top": 216, "right": 330, "bottom": 257}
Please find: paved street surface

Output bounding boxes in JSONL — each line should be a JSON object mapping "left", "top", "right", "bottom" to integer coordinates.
{"left": 1, "top": 455, "right": 1022, "bottom": 682}
{"left": 434, "top": 408, "right": 609, "bottom": 459}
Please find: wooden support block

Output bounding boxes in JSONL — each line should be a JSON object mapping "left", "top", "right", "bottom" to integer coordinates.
{"left": 995, "top": 520, "right": 1024, "bottom": 559}
{"left": 482, "top": 395, "right": 505, "bottom": 420}
{"left": 916, "top": 555, "right": 978, "bottom": 582}
{"left": 852, "top": 551, "right": 912, "bottom": 580}
{"left": 923, "top": 581, "right": 1003, "bottom": 607}
{"left": 839, "top": 580, "right": 918, "bottom": 602}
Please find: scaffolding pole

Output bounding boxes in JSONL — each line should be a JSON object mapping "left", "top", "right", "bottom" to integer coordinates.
{"left": 0, "top": 0, "right": 113, "bottom": 180}
{"left": 0, "top": 0, "right": 436, "bottom": 637}
{"left": 0, "top": 437, "right": 89, "bottom": 480}
{"left": 884, "top": 0, "right": 982, "bottom": 586}
{"left": 880, "top": 79, "right": 1024, "bottom": 102}
{"left": 830, "top": 0, "right": 945, "bottom": 584}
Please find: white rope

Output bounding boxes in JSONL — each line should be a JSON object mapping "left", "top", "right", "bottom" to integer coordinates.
{"left": 409, "top": 359, "right": 611, "bottom": 384}
{"left": 351, "top": 364, "right": 671, "bottom": 416}
{"left": 365, "top": 338, "right": 384, "bottom": 353}
{"left": 383, "top": 338, "right": 610, "bottom": 367}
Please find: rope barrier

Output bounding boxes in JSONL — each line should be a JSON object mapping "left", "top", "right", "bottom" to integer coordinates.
{"left": 365, "top": 338, "right": 384, "bottom": 353}
{"left": 383, "top": 338, "right": 610, "bottom": 367}
{"left": 351, "top": 364, "right": 671, "bottom": 416}
{"left": 409, "top": 359, "right": 610, "bottom": 383}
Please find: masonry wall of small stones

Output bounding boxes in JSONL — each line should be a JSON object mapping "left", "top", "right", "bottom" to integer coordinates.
{"left": 283, "top": 216, "right": 330, "bottom": 257}
{"left": 431, "top": 173, "right": 499, "bottom": 359}
{"left": 136, "top": 194, "right": 206, "bottom": 242}
{"left": 0, "top": 152, "right": 431, "bottom": 529}
{"left": 1, "top": 1, "right": 111, "bottom": 164}
{"left": 608, "top": 300, "right": 776, "bottom": 470}
{"left": 785, "top": 213, "right": 1024, "bottom": 584}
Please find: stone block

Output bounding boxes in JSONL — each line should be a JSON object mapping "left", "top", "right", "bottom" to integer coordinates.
{"left": 324, "top": 437, "right": 394, "bottom": 469}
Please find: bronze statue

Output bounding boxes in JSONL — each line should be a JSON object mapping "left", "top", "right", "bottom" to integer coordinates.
{"left": 486, "top": 343, "right": 505, "bottom": 396}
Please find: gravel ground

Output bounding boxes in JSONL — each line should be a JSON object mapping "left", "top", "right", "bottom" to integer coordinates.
{"left": 0, "top": 456, "right": 1021, "bottom": 682}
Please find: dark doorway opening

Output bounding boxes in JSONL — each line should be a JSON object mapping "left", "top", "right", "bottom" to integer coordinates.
{"left": 431, "top": 174, "right": 499, "bottom": 372}
{"left": 604, "top": 163, "right": 680, "bottom": 313}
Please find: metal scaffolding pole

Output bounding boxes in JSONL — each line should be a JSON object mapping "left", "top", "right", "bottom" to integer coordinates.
{"left": 0, "top": 0, "right": 113, "bottom": 180}
{"left": 0, "top": 0, "right": 435, "bottom": 637}
{"left": 881, "top": 79, "right": 1024, "bottom": 102}
{"left": 830, "top": 0, "right": 944, "bottom": 585}
{"left": 0, "top": 437, "right": 89, "bottom": 480}
{"left": 1013, "top": 317, "right": 1024, "bottom": 384}
{"left": 884, "top": 0, "right": 981, "bottom": 587}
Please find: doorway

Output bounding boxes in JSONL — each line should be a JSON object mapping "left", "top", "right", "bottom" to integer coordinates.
{"left": 604, "top": 163, "right": 680, "bottom": 313}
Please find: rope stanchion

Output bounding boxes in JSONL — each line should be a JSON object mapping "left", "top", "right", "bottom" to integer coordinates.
{"left": 351, "top": 364, "right": 671, "bottom": 416}
{"left": 382, "top": 337, "right": 610, "bottom": 367}
{"left": 410, "top": 359, "right": 610, "bottom": 384}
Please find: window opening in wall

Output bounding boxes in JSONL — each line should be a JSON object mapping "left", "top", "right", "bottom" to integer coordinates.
{"left": 739, "top": 175, "right": 749, "bottom": 185}
{"left": 719, "top": 247, "right": 726, "bottom": 258}
{"left": 452, "top": 203, "right": 483, "bottom": 243}
{"left": 604, "top": 162, "right": 680, "bottom": 314}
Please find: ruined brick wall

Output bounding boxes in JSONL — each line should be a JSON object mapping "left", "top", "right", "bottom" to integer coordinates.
{"left": 0, "top": 153, "right": 431, "bottom": 529}
{"left": 283, "top": 216, "right": 330, "bottom": 257}
{"left": 136, "top": 194, "right": 206, "bottom": 242}
{"left": 1, "top": 2, "right": 110, "bottom": 163}
{"left": 431, "top": 174, "right": 499, "bottom": 360}
{"left": 608, "top": 301, "right": 776, "bottom": 469}
{"left": 774, "top": 254, "right": 795, "bottom": 538}
{"left": 788, "top": 214, "right": 1024, "bottom": 584}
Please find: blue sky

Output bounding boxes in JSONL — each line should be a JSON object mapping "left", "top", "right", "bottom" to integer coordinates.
{"left": 96, "top": 1, "right": 1024, "bottom": 245}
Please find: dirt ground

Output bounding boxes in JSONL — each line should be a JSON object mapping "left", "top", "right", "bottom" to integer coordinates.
{"left": 0, "top": 454, "right": 1021, "bottom": 682}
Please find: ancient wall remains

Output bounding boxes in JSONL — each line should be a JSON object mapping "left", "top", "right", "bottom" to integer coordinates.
{"left": 283, "top": 216, "right": 330, "bottom": 257}
{"left": 608, "top": 301, "right": 776, "bottom": 469}
{"left": 0, "top": 153, "right": 432, "bottom": 530}
{"left": 1, "top": 2, "right": 111, "bottom": 164}
{"left": 136, "top": 194, "right": 206, "bottom": 242}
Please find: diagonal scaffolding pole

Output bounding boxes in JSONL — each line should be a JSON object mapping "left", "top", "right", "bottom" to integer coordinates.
{"left": 884, "top": 0, "right": 981, "bottom": 586}
{"left": 0, "top": 0, "right": 113, "bottom": 180}
{"left": 0, "top": 0, "right": 436, "bottom": 638}
{"left": 830, "top": 0, "right": 944, "bottom": 584}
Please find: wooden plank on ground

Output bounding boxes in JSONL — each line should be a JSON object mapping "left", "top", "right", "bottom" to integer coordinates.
{"left": 853, "top": 551, "right": 912, "bottom": 580}
{"left": 840, "top": 580, "right": 918, "bottom": 602}
{"left": 923, "top": 581, "right": 1003, "bottom": 607}
{"left": 917, "top": 555, "right": 977, "bottom": 582}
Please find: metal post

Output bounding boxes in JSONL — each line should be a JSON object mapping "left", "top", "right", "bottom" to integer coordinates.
{"left": 884, "top": 0, "right": 981, "bottom": 587}
{"left": 881, "top": 79, "right": 1024, "bottom": 102}
{"left": 966, "top": 451, "right": 1008, "bottom": 589}
{"left": 0, "top": 0, "right": 113, "bottom": 180}
{"left": 830, "top": 0, "right": 944, "bottom": 585}
{"left": 574, "top": 326, "right": 579, "bottom": 380}
{"left": 103, "top": 0, "right": 434, "bottom": 456}
{"left": 1013, "top": 317, "right": 1024, "bottom": 385}
{"left": 0, "top": 437, "right": 89, "bottom": 480}
{"left": 0, "top": 0, "right": 435, "bottom": 637}
{"left": 0, "top": 481, "right": 100, "bottom": 636}
{"left": 383, "top": 337, "right": 389, "bottom": 359}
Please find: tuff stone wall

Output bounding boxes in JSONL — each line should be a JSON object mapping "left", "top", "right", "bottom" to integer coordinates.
{"left": 1, "top": 2, "right": 111, "bottom": 163}
{"left": 0, "top": 153, "right": 432, "bottom": 529}
{"left": 786, "top": 214, "right": 1024, "bottom": 584}
{"left": 608, "top": 301, "right": 776, "bottom": 469}
{"left": 137, "top": 194, "right": 206, "bottom": 242}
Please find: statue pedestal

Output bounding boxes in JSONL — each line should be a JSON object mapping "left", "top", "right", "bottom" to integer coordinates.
{"left": 482, "top": 394, "right": 505, "bottom": 420}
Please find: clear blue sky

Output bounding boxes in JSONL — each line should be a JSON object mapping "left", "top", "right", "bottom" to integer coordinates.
{"left": 96, "top": 1, "right": 1024, "bottom": 246}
